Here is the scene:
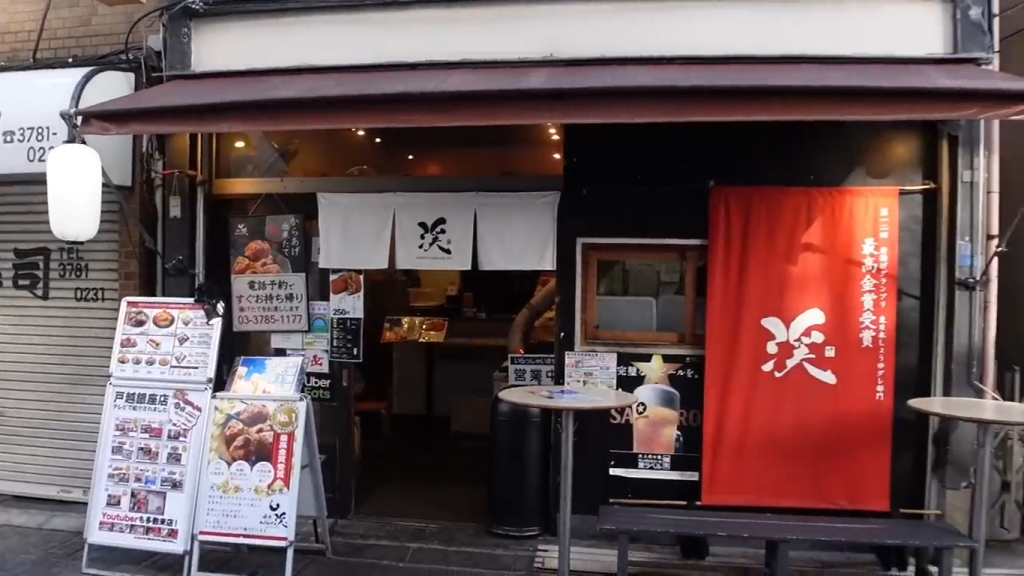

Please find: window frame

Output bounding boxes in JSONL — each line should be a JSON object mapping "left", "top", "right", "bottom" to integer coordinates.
{"left": 574, "top": 237, "right": 708, "bottom": 354}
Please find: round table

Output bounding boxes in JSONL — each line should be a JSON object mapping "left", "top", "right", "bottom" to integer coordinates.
{"left": 907, "top": 397, "right": 1024, "bottom": 576}
{"left": 499, "top": 385, "right": 637, "bottom": 576}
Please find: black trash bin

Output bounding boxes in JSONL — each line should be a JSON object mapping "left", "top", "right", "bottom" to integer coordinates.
{"left": 488, "top": 391, "right": 549, "bottom": 536}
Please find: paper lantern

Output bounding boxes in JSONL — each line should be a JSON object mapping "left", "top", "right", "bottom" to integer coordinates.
{"left": 47, "top": 143, "right": 103, "bottom": 243}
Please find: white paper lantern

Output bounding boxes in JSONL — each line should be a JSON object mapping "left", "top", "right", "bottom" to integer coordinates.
{"left": 47, "top": 143, "right": 103, "bottom": 243}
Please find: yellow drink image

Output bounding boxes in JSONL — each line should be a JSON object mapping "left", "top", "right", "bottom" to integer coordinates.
{"left": 632, "top": 384, "right": 680, "bottom": 454}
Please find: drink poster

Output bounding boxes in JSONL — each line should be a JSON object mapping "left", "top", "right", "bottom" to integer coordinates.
{"left": 195, "top": 396, "right": 306, "bottom": 546}
{"left": 607, "top": 353, "right": 704, "bottom": 503}
{"left": 110, "top": 298, "right": 223, "bottom": 383}
{"left": 85, "top": 381, "right": 210, "bottom": 554}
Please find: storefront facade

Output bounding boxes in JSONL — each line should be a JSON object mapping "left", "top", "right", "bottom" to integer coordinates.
{"left": 0, "top": 66, "right": 143, "bottom": 501}
{"left": 71, "top": 0, "right": 1022, "bottom": 568}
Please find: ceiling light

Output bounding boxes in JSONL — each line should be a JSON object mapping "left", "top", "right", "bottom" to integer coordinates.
{"left": 356, "top": 130, "right": 365, "bottom": 136}
{"left": 233, "top": 140, "right": 246, "bottom": 148}
{"left": 548, "top": 127, "right": 557, "bottom": 134}
{"left": 551, "top": 134, "right": 560, "bottom": 141}
{"left": 408, "top": 155, "right": 414, "bottom": 160}
{"left": 375, "top": 138, "right": 382, "bottom": 143}
{"left": 553, "top": 153, "right": 561, "bottom": 160}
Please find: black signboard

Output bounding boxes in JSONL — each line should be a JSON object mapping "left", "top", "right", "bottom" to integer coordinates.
{"left": 607, "top": 353, "right": 704, "bottom": 503}
{"left": 330, "top": 317, "right": 363, "bottom": 362}
{"left": 229, "top": 215, "right": 306, "bottom": 276}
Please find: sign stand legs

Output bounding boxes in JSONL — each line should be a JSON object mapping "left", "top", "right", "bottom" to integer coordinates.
{"left": 191, "top": 540, "right": 296, "bottom": 576}
{"left": 82, "top": 543, "right": 190, "bottom": 576}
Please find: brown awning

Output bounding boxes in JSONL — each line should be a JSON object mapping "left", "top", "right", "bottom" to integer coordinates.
{"left": 79, "top": 62, "right": 1024, "bottom": 135}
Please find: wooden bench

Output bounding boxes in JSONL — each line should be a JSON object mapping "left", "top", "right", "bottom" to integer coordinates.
{"left": 598, "top": 505, "right": 977, "bottom": 576}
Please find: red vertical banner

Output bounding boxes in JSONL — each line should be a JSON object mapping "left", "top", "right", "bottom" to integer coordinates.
{"left": 702, "top": 186, "right": 898, "bottom": 511}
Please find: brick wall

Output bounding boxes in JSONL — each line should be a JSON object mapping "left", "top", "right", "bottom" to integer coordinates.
{"left": 0, "top": 0, "right": 158, "bottom": 63}
{"left": 0, "top": 0, "right": 158, "bottom": 298}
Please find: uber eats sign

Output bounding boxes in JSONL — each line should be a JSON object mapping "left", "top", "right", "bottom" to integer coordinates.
{"left": 303, "top": 373, "right": 338, "bottom": 402}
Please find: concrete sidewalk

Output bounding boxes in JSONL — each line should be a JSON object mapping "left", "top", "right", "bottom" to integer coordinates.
{"left": 0, "top": 496, "right": 536, "bottom": 576}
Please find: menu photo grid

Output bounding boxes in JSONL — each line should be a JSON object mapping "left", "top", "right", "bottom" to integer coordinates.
{"left": 101, "top": 412, "right": 190, "bottom": 542}
{"left": 115, "top": 301, "right": 215, "bottom": 379}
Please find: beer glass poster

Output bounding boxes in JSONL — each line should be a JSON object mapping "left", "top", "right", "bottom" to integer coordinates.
{"left": 607, "top": 353, "right": 704, "bottom": 502}
{"left": 195, "top": 397, "right": 305, "bottom": 545}
{"left": 85, "top": 383, "right": 209, "bottom": 554}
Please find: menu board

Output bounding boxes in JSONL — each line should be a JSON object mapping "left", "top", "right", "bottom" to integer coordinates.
{"left": 195, "top": 395, "right": 306, "bottom": 546}
{"left": 330, "top": 318, "right": 363, "bottom": 362}
{"left": 227, "top": 356, "right": 307, "bottom": 395}
{"left": 85, "top": 381, "right": 210, "bottom": 554}
{"left": 110, "top": 298, "right": 223, "bottom": 383}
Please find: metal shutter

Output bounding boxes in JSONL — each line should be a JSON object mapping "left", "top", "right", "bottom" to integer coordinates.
{"left": 0, "top": 183, "right": 120, "bottom": 502}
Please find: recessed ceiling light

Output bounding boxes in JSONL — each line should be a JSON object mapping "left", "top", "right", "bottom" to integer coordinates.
{"left": 553, "top": 153, "right": 562, "bottom": 160}
{"left": 375, "top": 138, "right": 382, "bottom": 143}
{"left": 408, "top": 155, "right": 414, "bottom": 160}
{"left": 234, "top": 140, "right": 245, "bottom": 148}
{"left": 548, "top": 127, "right": 557, "bottom": 134}
{"left": 356, "top": 130, "right": 365, "bottom": 136}
{"left": 551, "top": 134, "right": 560, "bottom": 141}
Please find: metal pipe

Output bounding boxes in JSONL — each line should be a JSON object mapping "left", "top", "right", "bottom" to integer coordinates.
{"left": 558, "top": 410, "right": 574, "bottom": 576}
{"left": 508, "top": 280, "right": 558, "bottom": 354}
{"left": 982, "top": 1, "right": 1001, "bottom": 401}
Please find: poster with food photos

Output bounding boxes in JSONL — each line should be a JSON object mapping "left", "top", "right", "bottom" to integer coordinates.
{"left": 229, "top": 215, "right": 306, "bottom": 277}
{"left": 110, "top": 297, "right": 224, "bottom": 384}
{"left": 84, "top": 381, "right": 211, "bottom": 554}
{"left": 194, "top": 395, "right": 307, "bottom": 546}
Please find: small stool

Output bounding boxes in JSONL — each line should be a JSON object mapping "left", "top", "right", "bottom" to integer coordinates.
{"left": 355, "top": 399, "right": 390, "bottom": 436}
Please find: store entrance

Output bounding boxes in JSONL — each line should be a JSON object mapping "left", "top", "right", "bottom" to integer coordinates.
{"left": 352, "top": 269, "right": 554, "bottom": 525}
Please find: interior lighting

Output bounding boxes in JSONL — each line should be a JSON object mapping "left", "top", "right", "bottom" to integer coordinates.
{"left": 408, "top": 155, "right": 415, "bottom": 160}
{"left": 375, "top": 138, "right": 382, "bottom": 143}
{"left": 356, "top": 130, "right": 365, "bottom": 136}
{"left": 548, "top": 127, "right": 557, "bottom": 134}
{"left": 233, "top": 140, "right": 246, "bottom": 148}
{"left": 553, "top": 153, "right": 562, "bottom": 160}
{"left": 551, "top": 134, "right": 560, "bottom": 141}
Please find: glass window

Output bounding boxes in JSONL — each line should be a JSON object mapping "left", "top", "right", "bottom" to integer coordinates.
{"left": 580, "top": 243, "right": 706, "bottom": 347}
{"left": 215, "top": 125, "right": 564, "bottom": 179}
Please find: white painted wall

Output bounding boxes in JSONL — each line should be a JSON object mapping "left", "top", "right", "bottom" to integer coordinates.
{"left": 190, "top": 0, "right": 955, "bottom": 73}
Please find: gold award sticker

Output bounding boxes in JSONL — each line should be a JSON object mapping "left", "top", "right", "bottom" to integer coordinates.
{"left": 271, "top": 404, "right": 299, "bottom": 434}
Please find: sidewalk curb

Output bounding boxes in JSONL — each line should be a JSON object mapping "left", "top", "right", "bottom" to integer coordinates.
{"left": 0, "top": 507, "right": 86, "bottom": 533}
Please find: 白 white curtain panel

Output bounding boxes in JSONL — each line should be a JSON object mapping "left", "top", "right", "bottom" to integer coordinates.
{"left": 317, "top": 193, "right": 395, "bottom": 269}
{"left": 475, "top": 191, "right": 559, "bottom": 270}
{"left": 393, "top": 192, "right": 477, "bottom": 270}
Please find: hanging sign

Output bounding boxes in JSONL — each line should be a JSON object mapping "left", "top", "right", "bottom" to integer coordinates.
{"left": 508, "top": 354, "right": 556, "bottom": 386}
{"left": 607, "top": 353, "right": 704, "bottom": 503}
{"left": 702, "top": 186, "right": 898, "bottom": 512}
{"left": 231, "top": 273, "right": 309, "bottom": 332}
{"left": 84, "top": 380, "right": 211, "bottom": 554}
{"left": 110, "top": 297, "right": 224, "bottom": 384}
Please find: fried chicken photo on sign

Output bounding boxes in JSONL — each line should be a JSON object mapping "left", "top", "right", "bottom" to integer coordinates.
{"left": 252, "top": 429, "right": 275, "bottom": 462}
{"left": 228, "top": 434, "right": 255, "bottom": 463}
{"left": 239, "top": 403, "right": 270, "bottom": 426}
{"left": 244, "top": 240, "right": 272, "bottom": 262}
{"left": 251, "top": 256, "right": 283, "bottom": 274}
{"left": 224, "top": 420, "right": 248, "bottom": 447}
{"left": 232, "top": 256, "right": 254, "bottom": 275}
